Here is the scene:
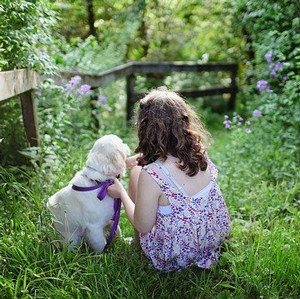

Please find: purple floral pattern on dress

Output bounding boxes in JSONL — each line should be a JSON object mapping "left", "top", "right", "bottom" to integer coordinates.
{"left": 139, "top": 158, "right": 231, "bottom": 271}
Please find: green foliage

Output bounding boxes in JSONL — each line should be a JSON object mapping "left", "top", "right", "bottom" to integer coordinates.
{"left": 54, "top": 0, "right": 142, "bottom": 73}
{"left": 233, "top": 0, "right": 300, "bottom": 169}
{"left": 1, "top": 0, "right": 300, "bottom": 297}
{"left": 1, "top": 120, "right": 300, "bottom": 298}
{"left": 0, "top": 0, "right": 58, "bottom": 165}
{"left": 0, "top": 100, "right": 29, "bottom": 165}
{"left": 55, "top": 0, "right": 138, "bottom": 41}
{"left": 54, "top": 0, "right": 244, "bottom": 63}
{"left": 0, "top": 0, "right": 57, "bottom": 72}
{"left": 56, "top": 36, "right": 126, "bottom": 74}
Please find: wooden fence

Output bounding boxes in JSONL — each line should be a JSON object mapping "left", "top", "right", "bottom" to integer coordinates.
{"left": 60, "top": 61, "right": 238, "bottom": 121}
{"left": 0, "top": 61, "right": 238, "bottom": 146}
{"left": 0, "top": 69, "right": 40, "bottom": 147}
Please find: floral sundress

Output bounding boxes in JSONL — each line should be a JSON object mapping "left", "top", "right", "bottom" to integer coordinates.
{"left": 139, "top": 158, "right": 231, "bottom": 271}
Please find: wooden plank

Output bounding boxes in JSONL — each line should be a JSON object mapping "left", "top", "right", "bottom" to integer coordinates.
{"left": 56, "top": 61, "right": 238, "bottom": 87}
{"left": 0, "top": 69, "right": 39, "bottom": 101}
{"left": 126, "top": 74, "right": 135, "bottom": 122}
{"left": 19, "top": 91, "right": 40, "bottom": 147}
{"left": 132, "top": 86, "right": 238, "bottom": 103}
{"left": 57, "top": 62, "right": 134, "bottom": 87}
{"left": 132, "top": 61, "right": 238, "bottom": 74}
{"left": 179, "top": 87, "right": 238, "bottom": 98}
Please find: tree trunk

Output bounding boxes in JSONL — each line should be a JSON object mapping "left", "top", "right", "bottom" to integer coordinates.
{"left": 137, "top": 0, "right": 150, "bottom": 59}
{"left": 86, "top": 0, "right": 97, "bottom": 38}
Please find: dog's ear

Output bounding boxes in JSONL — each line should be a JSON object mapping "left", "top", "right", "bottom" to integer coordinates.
{"left": 122, "top": 143, "right": 131, "bottom": 157}
{"left": 87, "top": 136, "right": 130, "bottom": 178}
{"left": 87, "top": 149, "right": 126, "bottom": 178}
{"left": 107, "top": 148, "right": 127, "bottom": 177}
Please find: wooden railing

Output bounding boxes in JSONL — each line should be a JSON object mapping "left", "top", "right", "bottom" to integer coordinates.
{"left": 0, "top": 61, "right": 238, "bottom": 147}
{"left": 0, "top": 69, "right": 40, "bottom": 147}
{"left": 59, "top": 61, "right": 238, "bottom": 121}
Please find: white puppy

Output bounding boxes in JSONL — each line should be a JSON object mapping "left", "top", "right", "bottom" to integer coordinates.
{"left": 47, "top": 135, "right": 130, "bottom": 251}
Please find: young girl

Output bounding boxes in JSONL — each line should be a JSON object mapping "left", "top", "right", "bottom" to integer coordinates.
{"left": 108, "top": 88, "right": 231, "bottom": 271}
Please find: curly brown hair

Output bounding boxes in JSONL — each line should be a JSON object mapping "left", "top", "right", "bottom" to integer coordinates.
{"left": 135, "top": 88, "right": 210, "bottom": 176}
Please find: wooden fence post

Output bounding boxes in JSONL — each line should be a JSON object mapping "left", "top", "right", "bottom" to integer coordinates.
{"left": 19, "top": 91, "right": 40, "bottom": 147}
{"left": 126, "top": 74, "right": 135, "bottom": 122}
{"left": 228, "top": 66, "right": 238, "bottom": 110}
{"left": 90, "top": 91, "right": 100, "bottom": 130}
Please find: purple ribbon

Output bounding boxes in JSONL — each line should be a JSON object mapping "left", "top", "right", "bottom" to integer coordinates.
{"left": 72, "top": 179, "right": 121, "bottom": 248}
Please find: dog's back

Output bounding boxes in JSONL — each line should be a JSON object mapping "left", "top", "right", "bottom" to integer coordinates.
{"left": 47, "top": 173, "right": 115, "bottom": 250}
{"left": 47, "top": 185, "right": 84, "bottom": 240}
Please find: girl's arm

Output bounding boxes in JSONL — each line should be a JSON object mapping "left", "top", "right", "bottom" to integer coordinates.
{"left": 107, "top": 170, "right": 160, "bottom": 233}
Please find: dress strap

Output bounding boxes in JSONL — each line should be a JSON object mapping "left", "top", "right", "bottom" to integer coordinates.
{"left": 143, "top": 165, "right": 168, "bottom": 189}
{"left": 143, "top": 165, "right": 175, "bottom": 207}
{"left": 153, "top": 161, "right": 186, "bottom": 194}
{"left": 207, "top": 157, "right": 218, "bottom": 182}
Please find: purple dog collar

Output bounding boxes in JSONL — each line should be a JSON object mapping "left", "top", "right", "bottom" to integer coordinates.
{"left": 72, "top": 179, "right": 121, "bottom": 248}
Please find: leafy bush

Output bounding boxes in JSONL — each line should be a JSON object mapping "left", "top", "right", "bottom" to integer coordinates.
{"left": 0, "top": 0, "right": 58, "bottom": 165}
{"left": 56, "top": 36, "right": 127, "bottom": 74}
{"left": 232, "top": 0, "right": 300, "bottom": 175}
{"left": 0, "top": 0, "right": 56, "bottom": 73}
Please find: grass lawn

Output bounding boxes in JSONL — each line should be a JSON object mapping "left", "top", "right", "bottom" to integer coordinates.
{"left": 0, "top": 108, "right": 299, "bottom": 299}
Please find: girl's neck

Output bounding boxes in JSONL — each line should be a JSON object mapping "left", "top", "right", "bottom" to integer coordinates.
{"left": 164, "top": 154, "right": 179, "bottom": 165}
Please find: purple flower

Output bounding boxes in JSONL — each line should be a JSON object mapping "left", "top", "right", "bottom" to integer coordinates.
{"left": 224, "top": 115, "right": 229, "bottom": 120}
{"left": 225, "top": 123, "right": 231, "bottom": 129}
{"left": 237, "top": 122, "right": 242, "bottom": 126}
{"left": 77, "top": 84, "right": 91, "bottom": 95}
{"left": 35, "top": 90, "right": 42, "bottom": 97}
{"left": 257, "top": 80, "right": 268, "bottom": 92}
{"left": 98, "top": 95, "right": 107, "bottom": 103}
{"left": 270, "top": 70, "right": 277, "bottom": 77}
{"left": 283, "top": 75, "right": 289, "bottom": 81}
{"left": 245, "top": 120, "right": 251, "bottom": 125}
{"left": 223, "top": 120, "right": 232, "bottom": 125}
{"left": 266, "top": 88, "right": 273, "bottom": 93}
{"left": 265, "top": 51, "right": 272, "bottom": 63}
{"left": 39, "top": 48, "right": 46, "bottom": 56}
{"left": 65, "top": 75, "right": 82, "bottom": 92}
{"left": 253, "top": 109, "right": 262, "bottom": 117}
{"left": 275, "top": 61, "right": 283, "bottom": 71}
{"left": 245, "top": 128, "right": 252, "bottom": 134}
{"left": 70, "top": 75, "right": 82, "bottom": 85}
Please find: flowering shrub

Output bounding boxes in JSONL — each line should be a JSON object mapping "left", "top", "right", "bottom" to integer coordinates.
{"left": 256, "top": 51, "right": 290, "bottom": 95}
{"left": 18, "top": 76, "right": 117, "bottom": 170}
{"left": 231, "top": 0, "right": 300, "bottom": 182}
{"left": 257, "top": 80, "right": 272, "bottom": 93}
{"left": 223, "top": 114, "right": 252, "bottom": 134}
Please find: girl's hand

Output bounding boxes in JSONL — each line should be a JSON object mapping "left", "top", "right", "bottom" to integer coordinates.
{"left": 125, "top": 154, "right": 139, "bottom": 169}
{"left": 107, "top": 178, "right": 126, "bottom": 199}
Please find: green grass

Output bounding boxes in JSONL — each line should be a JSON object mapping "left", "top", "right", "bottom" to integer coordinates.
{"left": 1, "top": 110, "right": 300, "bottom": 298}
